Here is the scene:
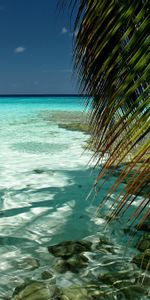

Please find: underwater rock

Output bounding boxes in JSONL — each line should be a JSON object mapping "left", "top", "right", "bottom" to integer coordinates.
{"left": 132, "top": 250, "right": 150, "bottom": 270}
{"left": 98, "top": 237, "right": 113, "bottom": 245}
{"left": 54, "top": 259, "right": 67, "bottom": 273}
{"left": 96, "top": 244, "right": 115, "bottom": 254}
{"left": 123, "top": 226, "right": 135, "bottom": 235}
{"left": 58, "top": 122, "right": 90, "bottom": 134}
{"left": 58, "top": 284, "right": 109, "bottom": 300}
{"left": 33, "top": 169, "right": 45, "bottom": 174}
{"left": 97, "top": 273, "right": 148, "bottom": 299}
{"left": 137, "top": 234, "right": 150, "bottom": 252}
{"left": 98, "top": 270, "right": 136, "bottom": 285}
{"left": 116, "top": 285, "right": 147, "bottom": 300}
{"left": 17, "top": 257, "right": 40, "bottom": 271}
{"left": 58, "top": 285, "right": 88, "bottom": 300}
{"left": 54, "top": 254, "right": 89, "bottom": 273}
{"left": 67, "top": 254, "right": 88, "bottom": 271}
{"left": 11, "top": 281, "right": 58, "bottom": 300}
{"left": 41, "top": 271, "right": 53, "bottom": 280}
{"left": 48, "top": 240, "right": 92, "bottom": 258}
{"left": 86, "top": 284, "right": 105, "bottom": 299}
{"left": 96, "top": 237, "right": 115, "bottom": 254}
{"left": 137, "top": 221, "right": 150, "bottom": 232}
{"left": 113, "top": 280, "right": 134, "bottom": 289}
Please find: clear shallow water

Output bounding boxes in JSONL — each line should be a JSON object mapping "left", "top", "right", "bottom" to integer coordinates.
{"left": 0, "top": 97, "right": 149, "bottom": 299}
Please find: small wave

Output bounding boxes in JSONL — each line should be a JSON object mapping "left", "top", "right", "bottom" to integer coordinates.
{"left": 11, "top": 142, "right": 69, "bottom": 154}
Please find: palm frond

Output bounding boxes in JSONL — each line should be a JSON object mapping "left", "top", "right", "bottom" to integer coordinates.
{"left": 65, "top": 0, "right": 150, "bottom": 228}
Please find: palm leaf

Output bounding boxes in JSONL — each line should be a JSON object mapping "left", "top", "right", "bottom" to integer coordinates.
{"left": 60, "top": 1, "right": 150, "bottom": 230}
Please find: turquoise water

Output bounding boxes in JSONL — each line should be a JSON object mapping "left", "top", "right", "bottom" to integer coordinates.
{"left": 0, "top": 96, "right": 100, "bottom": 297}
{"left": 0, "top": 97, "right": 149, "bottom": 299}
{"left": 0, "top": 96, "right": 85, "bottom": 120}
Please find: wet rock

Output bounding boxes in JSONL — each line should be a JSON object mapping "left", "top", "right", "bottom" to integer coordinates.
{"left": 123, "top": 227, "right": 135, "bottom": 235}
{"left": 136, "top": 274, "right": 150, "bottom": 286}
{"left": 58, "top": 285, "right": 88, "bottom": 300}
{"left": 41, "top": 271, "right": 53, "bottom": 280}
{"left": 132, "top": 250, "right": 150, "bottom": 270}
{"left": 137, "top": 220, "right": 150, "bottom": 232}
{"left": 54, "top": 259, "right": 67, "bottom": 273}
{"left": 86, "top": 284, "right": 105, "bottom": 299}
{"left": 48, "top": 240, "right": 92, "bottom": 258}
{"left": 58, "top": 122, "right": 90, "bottom": 134}
{"left": 113, "top": 280, "right": 134, "bottom": 289}
{"left": 96, "top": 237, "right": 115, "bottom": 254}
{"left": 33, "top": 169, "right": 45, "bottom": 174}
{"left": 96, "top": 244, "right": 115, "bottom": 254}
{"left": 11, "top": 281, "right": 58, "bottom": 300}
{"left": 17, "top": 257, "right": 40, "bottom": 271}
{"left": 137, "top": 234, "right": 150, "bottom": 252}
{"left": 98, "top": 237, "right": 113, "bottom": 245}
{"left": 58, "top": 284, "right": 111, "bottom": 300}
{"left": 54, "top": 254, "right": 89, "bottom": 273}
{"left": 98, "top": 273, "right": 116, "bottom": 285}
{"left": 98, "top": 270, "right": 136, "bottom": 285}
{"left": 66, "top": 254, "right": 88, "bottom": 272}
{"left": 97, "top": 273, "right": 149, "bottom": 299}
{"left": 117, "top": 285, "right": 147, "bottom": 300}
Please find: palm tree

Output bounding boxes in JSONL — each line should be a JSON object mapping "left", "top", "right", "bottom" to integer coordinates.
{"left": 61, "top": 0, "right": 150, "bottom": 235}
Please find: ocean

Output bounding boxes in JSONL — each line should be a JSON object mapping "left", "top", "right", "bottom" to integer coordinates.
{"left": 0, "top": 97, "right": 149, "bottom": 299}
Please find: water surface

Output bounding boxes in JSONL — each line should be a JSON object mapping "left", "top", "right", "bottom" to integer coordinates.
{"left": 0, "top": 97, "right": 149, "bottom": 299}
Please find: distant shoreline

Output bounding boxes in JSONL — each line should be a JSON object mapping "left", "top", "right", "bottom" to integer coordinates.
{"left": 0, "top": 94, "right": 90, "bottom": 98}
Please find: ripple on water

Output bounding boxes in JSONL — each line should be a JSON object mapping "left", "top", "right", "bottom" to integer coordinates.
{"left": 0, "top": 106, "right": 149, "bottom": 299}
{"left": 11, "top": 142, "right": 69, "bottom": 154}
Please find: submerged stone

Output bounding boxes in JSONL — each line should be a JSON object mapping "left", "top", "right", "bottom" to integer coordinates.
{"left": 132, "top": 250, "right": 150, "bottom": 270}
{"left": 48, "top": 240, "right": 92, "bottom": 258}
{"left": 54, "top": 254, "right": 89, "bottom": 273}
{"left": 98, "top": 270, "right": 136, "bottom": 285}
{"left": 58, "top": 122, "right": 90, "bottom": 134}
{"left": 11, "top": 281, "right": 58, "bottom": 300}
{"left": 58, "top": 285, "right": 88, "bottom": 300}
{"left": 86, "top": 284, "right": 105, "bottom": 299}
{"left": 17, "top": 257, "right": 40, "bottom": 271}
{"left": 113, "top": 280, "right": 134, "bottom": 289}
{"left": 137, "top": 234, "right": 150, "bottom": 252}
{"left": 33, "top": 169, "right": 45, "bottom": 174}
{"left": 116, "top": 285, "right": 147, "bottom": 300}
{"left": 58, "top": 284, "right": 110, "bottom": 300}
{"left": 137, "top": 221, "right": 150, "bottom": 233}
{"left": 96, "top": 237, "right": 115, "bottom": 254}
{"left": 54, "top": 259, "right": 67, "bottom": 273}
{"left": 41, "top": 271, "right": 53, "bottom": 280}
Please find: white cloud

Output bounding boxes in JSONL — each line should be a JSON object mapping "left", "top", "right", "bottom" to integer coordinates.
{"left": 61, "top": 27, "right": 68, "bottom": 34}
{"left": 14, "top": 46, "right": 26, "bottom": 54}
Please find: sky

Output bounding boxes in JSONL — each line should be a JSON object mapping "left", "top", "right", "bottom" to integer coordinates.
{"left": 0, "top": 0, "right": 78, "bottom": 94}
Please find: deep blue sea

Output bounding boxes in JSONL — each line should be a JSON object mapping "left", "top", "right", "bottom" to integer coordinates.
{"left": 0, "top": 97, "right": 148, "bottom": 299}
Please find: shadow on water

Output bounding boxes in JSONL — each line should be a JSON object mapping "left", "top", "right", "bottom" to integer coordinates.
{"left": 0, "top": 167, "right": 120, "bottom": 248}
{"left": 0, "top": 169, "right": 146, "bottom": 298}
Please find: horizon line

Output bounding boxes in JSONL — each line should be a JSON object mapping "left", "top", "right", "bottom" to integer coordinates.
{"left": 0, "top": 94, "right": 90, "bottom": 98}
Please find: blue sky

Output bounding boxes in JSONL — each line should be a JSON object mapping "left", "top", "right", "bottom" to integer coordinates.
{"left": 0, "top": 0, "right": 78, "bottom": 94}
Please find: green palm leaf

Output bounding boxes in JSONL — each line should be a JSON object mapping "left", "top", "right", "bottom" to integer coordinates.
{"left": 61, "top": 1, "right": 150, "bottom": 230}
